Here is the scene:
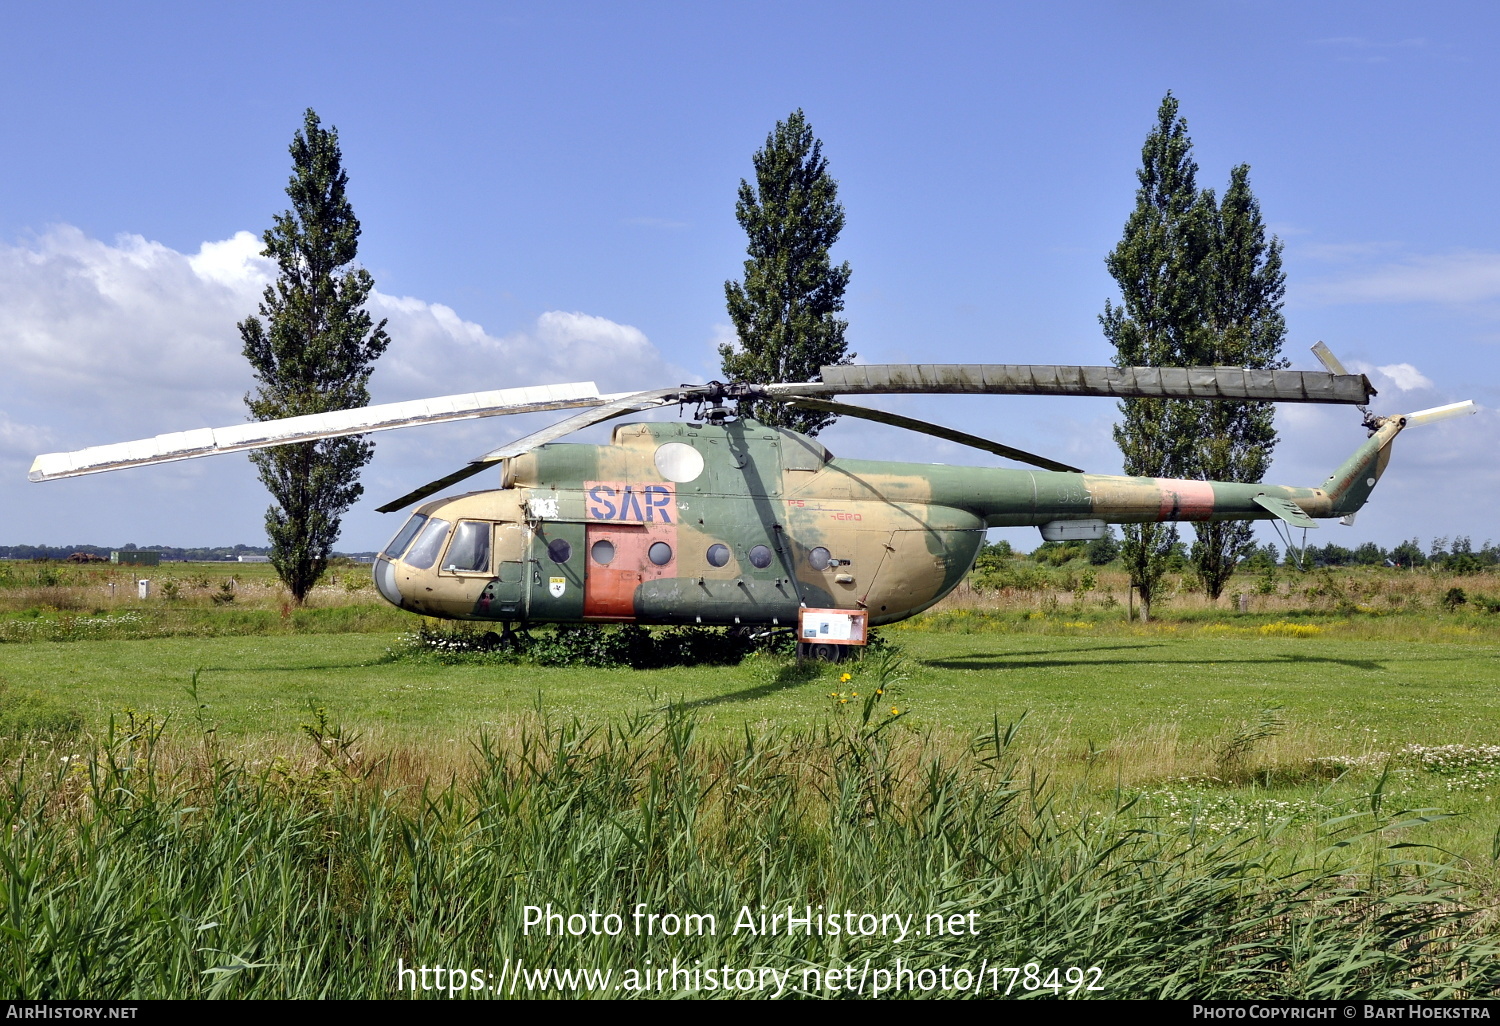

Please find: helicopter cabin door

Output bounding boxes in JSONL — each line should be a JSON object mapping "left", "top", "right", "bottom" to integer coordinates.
{"left": 583, "top": 523, "right": 677, "bottom": 621}
{"left": 490, "top": 523, "right": 529, "bottom": 618}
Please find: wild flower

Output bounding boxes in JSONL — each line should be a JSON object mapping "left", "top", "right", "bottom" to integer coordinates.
{"left": 1258, "top": 621, "right": 1324, "bottom": 638}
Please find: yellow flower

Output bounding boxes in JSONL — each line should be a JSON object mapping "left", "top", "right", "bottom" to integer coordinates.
{"left": 839, "top": 673, "right": 852, "bottom": 683}
{"left": 876, "top": 689, "right": 884, "bottom": 695}
{"left": 891, "top": 707, "right": 900, "bottom": 716}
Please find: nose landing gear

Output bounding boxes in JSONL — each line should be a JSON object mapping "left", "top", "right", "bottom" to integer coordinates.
{"left": 480, "top": 622, "right": 529, "bottom": 652}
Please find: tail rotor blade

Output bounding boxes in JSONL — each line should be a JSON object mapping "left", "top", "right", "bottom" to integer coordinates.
{"left": 1404, "top": 400, "right": 1477, "bottom": 427}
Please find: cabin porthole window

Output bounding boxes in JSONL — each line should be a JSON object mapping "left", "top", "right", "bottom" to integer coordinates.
{"left": 547, "top": 538, "right": 572, "bottom": 563}
{"left": 591, "top": 539, "right": 616, "bottom": 565}
{"left": 748, "top": 544, "right": 773, "bottom": 569}
{"left": 648, "top": 542, "right": 674, "bottom": 566}
{"left": 706, "top": 543, "right": 731, "bottom": 568}
{"left": 808, "top": 546, "right": 832, "bottom": 571}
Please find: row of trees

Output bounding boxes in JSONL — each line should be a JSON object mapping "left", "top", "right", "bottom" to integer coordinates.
{"left": 1285, "top": 536, "right": 1500, "bottom": 573}
{"left": 229, "top": 99, "right": 1365, "bottom": 610}
{"left": 0, "top": 544, "right": 271, "bottom": 562}
{"left": 1004, "top": 534, "right": 1499, "bottom": 573}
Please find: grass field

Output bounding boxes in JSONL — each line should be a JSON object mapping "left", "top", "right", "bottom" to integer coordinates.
{"left": 2, "top": 559, "right": 1500, "bottom": 998}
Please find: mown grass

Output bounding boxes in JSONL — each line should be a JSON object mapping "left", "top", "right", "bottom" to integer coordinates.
{"left": 3, "top": 703, "right": 1498, "bottom": 999}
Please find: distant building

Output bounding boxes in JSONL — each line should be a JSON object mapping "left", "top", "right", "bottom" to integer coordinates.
{"left": 111, "top": 551, "right": 160, "bottom": 566}
{"left": 237, "top": 555, "right": 272, "bottom": 563}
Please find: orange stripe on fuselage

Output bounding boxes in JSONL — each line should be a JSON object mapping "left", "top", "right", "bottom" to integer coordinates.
{"left": 1154, "top": 479, "right": 1216, "bottom": 522}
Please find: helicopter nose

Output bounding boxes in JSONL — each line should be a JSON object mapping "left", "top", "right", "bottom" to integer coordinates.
{"left": 373, "top": 557, "right": 405, "bottom": 609}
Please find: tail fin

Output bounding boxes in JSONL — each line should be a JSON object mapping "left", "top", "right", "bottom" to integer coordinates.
{"left": 1322, "top": 401, "right": 1476, "bottom": 514}
{"left": 1322, "top": 418, "right": 1404, "bottom": 515}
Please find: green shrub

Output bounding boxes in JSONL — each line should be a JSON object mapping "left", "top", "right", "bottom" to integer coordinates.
{"left": 389, "top": 622, "right": 780, "bottom": 669}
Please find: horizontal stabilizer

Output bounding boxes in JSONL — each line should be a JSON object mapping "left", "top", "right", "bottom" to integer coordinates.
{"left": 1253, "top": 494, "right": 1318, "bottom": 529}
{"left": 29, "top": 382, "right": 605, "bottom": 482}
{"left": 807, "top": 365, "right": 1376, "bottom": 405}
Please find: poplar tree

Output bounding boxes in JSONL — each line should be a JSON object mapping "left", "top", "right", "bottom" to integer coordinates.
{"left": 239, "top": 109, "right": 391, "bottom": 603}
{"left": 1190, "top": 165, "right": 1286, "bottom": 600}
{"left": 721, "top": 109, "right": 852, "bottom": 434}
{"left": 1100, "top": 93, "right": 1213, "bottom": 620}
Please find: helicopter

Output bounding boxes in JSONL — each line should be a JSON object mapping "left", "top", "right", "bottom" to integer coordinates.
{"left": 29, "top": 345, "right": 1475, "bottom": 660}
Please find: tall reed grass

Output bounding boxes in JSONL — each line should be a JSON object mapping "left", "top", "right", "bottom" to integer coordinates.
{"left": 1, "top": 702, "right": 1495, "bottom": 999}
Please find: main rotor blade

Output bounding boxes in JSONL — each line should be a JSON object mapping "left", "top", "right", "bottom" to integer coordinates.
{"left": 788, "top": 364, "right": 1377, "bottom": 405}
{"left": 781, "top": 397, "right": 1082, "bottom": 473}
{"left": 375, "top": 387, "right": 681, "bottom": 513}
{"left": 1310, "top": 341, "right": 1349, "bottom": 377}
{"left": 28, "top": 381, "right": 605, "bottom": 482}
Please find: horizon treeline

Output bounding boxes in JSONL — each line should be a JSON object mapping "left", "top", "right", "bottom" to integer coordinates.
{"left": 0, "top": 543, "right": 375, "bottom": 562}
{"left": 985, "top": 533, "right": 1500, "bottom": 574}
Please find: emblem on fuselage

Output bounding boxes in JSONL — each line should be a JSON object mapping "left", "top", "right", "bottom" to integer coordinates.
{"left": 549, "top": 576, "right": 566, "bottom": 598}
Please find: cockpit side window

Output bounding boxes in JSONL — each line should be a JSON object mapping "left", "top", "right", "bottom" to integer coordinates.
{"left": 383, "top": 514, "right": 428, "bottom": 559}
{"left": 403, "top": 518, "right": 452, "bottom": 570}
{"left": 442, "top": 521, "right": 492, "bottom": 573}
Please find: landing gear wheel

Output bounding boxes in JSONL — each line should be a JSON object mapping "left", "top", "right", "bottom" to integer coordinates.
{"left": 798, "top": 641, "right": 848, "bottom": 663}
{"left": 491, "top": 622, "right": 525, "bottom": 652}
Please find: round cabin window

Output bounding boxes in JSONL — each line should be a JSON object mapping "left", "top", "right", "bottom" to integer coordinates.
{"left": 808, "top": 546, "right": 832, "bottom": 571}
{"left": 547, "top": 538, "right": 572, "bottom": 563}
{"left": 748, "top": 544, "right": 773, "bottom": 569}
{"left": 653, "top": 441, "right": 705, "bottom": 483}
{"left": 590, "top": 539, "right": 616, "bottom": 565}
{"left": 706, "top": 543, "right": 731, "bottom": 568}
{"left": 648, "top": 541, "right": 674, "bottom": 566}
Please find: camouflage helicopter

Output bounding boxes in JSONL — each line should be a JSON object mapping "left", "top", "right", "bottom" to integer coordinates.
{"left": 29, "top": 345, "right": 1474, "bottom": 660}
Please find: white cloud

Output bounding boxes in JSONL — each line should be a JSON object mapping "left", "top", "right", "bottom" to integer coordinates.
{"left": 1375, "top": 363, "right": 1434, "bottom": 392}
{"left": 1302, "top": 250, "right": 1500, "bottom": 305}
{"left": 0, "top": 225, "right": 680, "bottom": 438}
{"left": 0, "top": 225, "right": 682, "bottom": 547}
{"left": 369, "top": 301, "right": 680, "bottom": 401}
{"left": 187, "top": 230, "right": 274, "bottom": 290}
{"left": 0, "top": 226, "right": 254, "bottom": 415}
{"left": 1345, "top": 360, "right": 1437, "bottom": 395}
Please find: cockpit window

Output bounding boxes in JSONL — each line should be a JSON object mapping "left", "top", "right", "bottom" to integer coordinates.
{"left": 403, "top": 518, "right": 452, "bottom": 570}
{"left": 383, "top": 514, "right": 427, "bottom": 559}
{"left": 443, "top": 521, "right": 492, "bottom": 573}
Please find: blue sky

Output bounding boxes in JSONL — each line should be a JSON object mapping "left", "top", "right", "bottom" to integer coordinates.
{"left": 2, "top": 1, "right": 1495, "bottom": 552}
